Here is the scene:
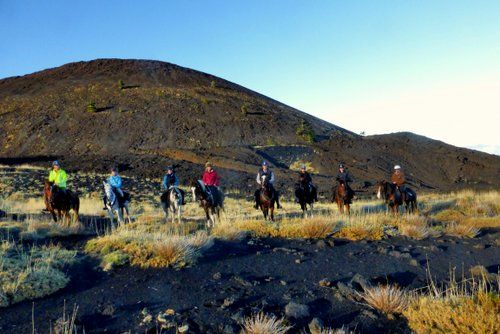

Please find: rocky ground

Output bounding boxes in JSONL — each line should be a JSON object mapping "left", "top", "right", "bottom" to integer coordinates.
{"left": 0, "top": 229, "right": 498, "bottom": 334}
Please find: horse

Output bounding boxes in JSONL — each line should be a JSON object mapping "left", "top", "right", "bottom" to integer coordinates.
{"left": 160, "top": 186, "right": 183, "bottom": 224}
{"left": 332, "top": 180, "right": 354, "bottom": 215}
{"left": 376, "top": 180, "right": 417, "bottom": 214}
{"left": 257, "top": 175, "right": 276, "bottom": 221}
{"left": 43, "top": 181, "right": 80, "bottom": 226}
{"left": 103, "top": 181, "right": 131, "bottom": 228}
{"left": 295, "top": 176, "right": 315, "bottom": 218}
{"left": 191, "top": 180, "right": 224, "bottom": 228}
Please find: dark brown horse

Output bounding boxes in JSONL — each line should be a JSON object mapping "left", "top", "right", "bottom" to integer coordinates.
{"left": 44, "top": 181, "right": 80, "bottom": 226}
{"left": 332, "top": 180, "right": 354, "bottom": 214}
{"left": 257, "top": 175, "right": 276, "bottom": 221}
{"left": 376, "top": 180, "right": 417, "bottom": 214}
{"left": 295, "top": 176, "right": 315, "bottom": 218}
{"left": 191, "top": 180, "right": 224, "bottom": 228}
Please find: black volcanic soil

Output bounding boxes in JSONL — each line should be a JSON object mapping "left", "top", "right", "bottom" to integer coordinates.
{"left": 1, "top": 59, "right": 499, "bottom": 194}
{"left": 0, "top": 232, "right": 498, "bottom": 334}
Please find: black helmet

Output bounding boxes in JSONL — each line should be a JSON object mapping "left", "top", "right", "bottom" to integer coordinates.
{"left": 339, "top": 163, "right": 345, "bottom": 169}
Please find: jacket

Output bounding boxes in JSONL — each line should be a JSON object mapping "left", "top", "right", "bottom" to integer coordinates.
{"left": 298, "top": 171, "right": 312, "bottom": 184}
{"left": 391, "top": 171, "right": 406, "bottom": 186}
{"left": 48, "top": 169, "right": 68, "bottom": 189}
{"left": 336, "top": 171, "right": 353, "bottom": 184}
{"left": 202, "top": 170, "right": 220, "bottom": 187}
{"left": 163, "top": 173, "right": 180, "bottom": 188}
{"left": 108, "top": 175, "right": 123, "bottom": 189}
{"left": 256, "top": 169, "right": 275, "bottom": 185}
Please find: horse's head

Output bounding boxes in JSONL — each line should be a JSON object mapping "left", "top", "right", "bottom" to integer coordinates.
{"left": 376, "top": 180, "right": 387, "bottom": 199}
{"left": 44, "top": 180, "right": 53, "bottom": 193}
{"left": 191, "top": 180, "right": 205, "bottom": 202}
{"left": 103, "top": 181, "right": 115, "bottom": 205}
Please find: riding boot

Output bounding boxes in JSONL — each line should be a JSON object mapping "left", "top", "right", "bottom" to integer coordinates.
{"left": 102, "top": 196, "right": 107, "bottom": 210}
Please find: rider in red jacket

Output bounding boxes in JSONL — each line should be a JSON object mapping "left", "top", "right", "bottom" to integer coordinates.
{"left": 202, "top": 162, "right": 220, "bottom": 187}
{"left": 202, "top": 162, "right": 220, "bottom": 204}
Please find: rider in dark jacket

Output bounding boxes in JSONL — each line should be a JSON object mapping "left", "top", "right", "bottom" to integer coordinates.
{"left": 335, "top": 163, "right": 354, "bottom": 197}
{"left": 254, "top": 161, "right": 281, "bottom": 209}
{"left": 296, "top": 164, "right": 318, "bottom": 202}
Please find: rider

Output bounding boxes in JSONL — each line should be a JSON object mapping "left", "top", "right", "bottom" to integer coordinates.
{"left": 47, "top": 160, "right": 68, "bottom": 206}
{"left": 254, "top": 161, "right": 281, "bottom": 209}
{"left": 391, "top": 165, "right": 406, "bottom": 201}
{"left": 162, "top": 165, "right": 186, "bottom": 205}
{"left": 336, "top": 163, "right": 354, "bottom": 197}
{"left": 202, "top": 162, "right": 220, "bottom": 205}
{"left": 103, "top": 166, "right": 124, "bottom": 209}
{"left": 296, "top": 164, "right": 318, "bottom": 202}
{"left": 48, "top": 160, "right": 68, "bottom": 192}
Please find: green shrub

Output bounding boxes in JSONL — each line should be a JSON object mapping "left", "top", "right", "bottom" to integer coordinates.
{"left": 86, "top": 101, "right": 97, "bottom": 113}
{"left": 296, "top": 119, "right": 315, "bottom": 143}
{"left": 118, "top": 79, "right": 124, "bottom": 90}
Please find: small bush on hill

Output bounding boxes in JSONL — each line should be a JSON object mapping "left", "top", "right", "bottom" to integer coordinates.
{"left": 296, "top": 119, "right": 315, "bottom": 143}
{"left": 86, "top": 101, "right": 97, "bottom": 113}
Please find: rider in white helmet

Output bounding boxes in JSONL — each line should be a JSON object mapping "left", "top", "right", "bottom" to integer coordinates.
{"left": 391, "top": 165, "right": 406, "bottom": 200}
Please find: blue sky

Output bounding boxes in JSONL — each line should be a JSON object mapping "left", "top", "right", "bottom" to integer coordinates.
{"left": 1, "top": 1, "right": 499, "bottom": 154}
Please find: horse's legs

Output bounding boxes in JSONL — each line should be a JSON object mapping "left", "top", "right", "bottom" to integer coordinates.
{"left": 345, "top": 203, "right": 350, "bottom": 215}
{"left": 270, "top": 207, "right": 274, "bottom": 222}
{"left": 177, "top": 205, "right": 182, "bottom": 224}
{"left": 51, "top": 210, "right": 58, "bottom": 223}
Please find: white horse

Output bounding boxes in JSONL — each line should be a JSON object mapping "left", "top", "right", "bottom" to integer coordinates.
{"left": 160, "top": 186, "right": 183, "bottom": 224}
{"left": 103, "top": 181, "right": 131, "bottom": 228}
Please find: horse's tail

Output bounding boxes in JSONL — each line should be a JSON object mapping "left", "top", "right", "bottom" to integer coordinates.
{"left": 73, "top": 193, "right": 80, "bottom": 224}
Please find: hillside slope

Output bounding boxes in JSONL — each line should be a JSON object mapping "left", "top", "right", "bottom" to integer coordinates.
{"left": 1, "top": 59, "right": 499, "bottom": 192}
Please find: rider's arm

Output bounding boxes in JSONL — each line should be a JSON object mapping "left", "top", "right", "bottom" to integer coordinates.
{"left": 162, "top": 175, "right": 168, "bottom": 189}
{"left": 256, "top": 172, "right": 261, "bottom": 185}
{"left": 269, "top": 172, "right": 275, "bottom": 184}
{"left": 174, "top": 175, "right": 180, "bottom": 187}
{"left": 48, "top": 170, "right": 56, "bottom": 182}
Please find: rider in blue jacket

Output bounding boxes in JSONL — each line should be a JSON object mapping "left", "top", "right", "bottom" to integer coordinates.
{"left": 162, "top": 166, "right": 185, "bottom": 204}
{"left": 103, "top": 166, "right": 124, "bottom": 209}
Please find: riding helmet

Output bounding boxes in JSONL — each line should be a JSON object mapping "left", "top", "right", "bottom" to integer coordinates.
{"left": 394, "top": 165, "right": 401, "bottom": 170}
{"left": 166, "top": 165, "right": 173, "bottom": 171}
{"left": 339, "top": 163, "right": 345, "bottom": 169}
{"left": 262, "top": 161, "right": 268, "bottom": 167}
{"left": 205, "top": 161, "right": 212, "bottom": 167}
{"left": 52, "top": 160, "right": 60, "bottom": 167}
{"left": 300, "top": 164, "right": 306, "bottom": 170}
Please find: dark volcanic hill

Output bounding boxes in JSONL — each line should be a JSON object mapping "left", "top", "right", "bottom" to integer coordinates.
{"left": 1, "top": 59, "right": 499, "bottom": 193}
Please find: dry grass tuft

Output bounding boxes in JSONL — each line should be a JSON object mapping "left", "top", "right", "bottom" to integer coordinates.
{"left": 444, "top": 223, "right": 480, "bottom": 238}
{"left": 211, "top": 222, "right": 248, "bottom": 241}
{"left": 360, "top": 285, "right": 410, "bottom": 314}
{"left": 85, "top": 225, "right": 213, "bottom": 269}
{"left": 398, "top": 224, "right": 430, "bottom": 240}
{"left": 242, "top": 312, "right": 291, "bottom": 334}
{"left": 0, "top": 241, "right": 76, "bottom": 307}
{"left": 336, "top": 217, "right": 384, "bottom": 241}
{"left": 403, "top": 276, "right": 500, "bottom": 334}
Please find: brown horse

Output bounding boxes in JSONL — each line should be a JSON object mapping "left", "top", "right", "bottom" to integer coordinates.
{"left": 44, "top": 181, "right": 80, "bottom": 226}
{"left": 376, "top": 180, "right": 417, "bottom": 214}
{"left": 257, "top": 175, "right": 276, "bottom": 221}
{"left": 332, "top": 180, "right": 354, "bottom": 214}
